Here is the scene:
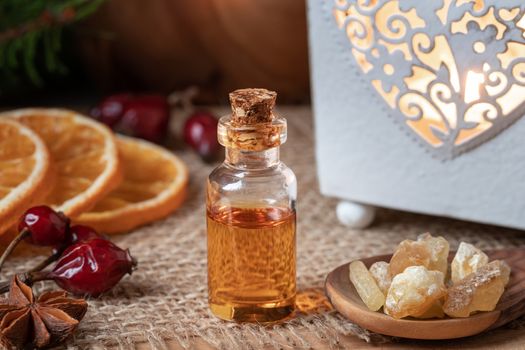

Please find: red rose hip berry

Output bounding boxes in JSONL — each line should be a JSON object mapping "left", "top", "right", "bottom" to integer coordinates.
{"left": 49, "top": 238, "right": 136, "bottom": 296}
{"left": 92, "top": 93, "right": 132, "bottom": 127}
{"left": 183, "top": 111, "right": 220, "bottom": 161}
{"left": 90, "top": 93, "right": 169, "bottom": 144}
{"left": 18, "top": 206, "right": 69, "bottom": 246}
{"left": 118, "top": 94, "right": 170, "bottom": 143}
{"left": 68, "top": 225, "right": 103, "bottom": 244}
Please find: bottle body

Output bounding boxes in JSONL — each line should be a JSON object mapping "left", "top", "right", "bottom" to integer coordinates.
{"left": 207, "top": 148, "right": 297, "bottom": 322}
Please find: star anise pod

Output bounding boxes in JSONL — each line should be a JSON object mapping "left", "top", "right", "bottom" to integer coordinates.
{"left": 0, "top": 276, "right": 87, "bottom": 349}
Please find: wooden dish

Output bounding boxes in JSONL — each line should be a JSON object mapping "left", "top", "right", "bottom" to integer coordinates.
{"left": 325, "top": 249, "right": 525, "bottom": 340}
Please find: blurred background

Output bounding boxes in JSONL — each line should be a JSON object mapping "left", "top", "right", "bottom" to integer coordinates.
{"left": 0, "top": 0, "right": 310, "bottom": 106}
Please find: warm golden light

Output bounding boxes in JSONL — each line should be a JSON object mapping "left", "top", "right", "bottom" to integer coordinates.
{"left": 334, "top": 0, "right": 525, "bottom": 153}
{"left": 464, "top": 71, "right": 485, "bottom": 104}
{"left": 474, "top": 41, "right": 486, "bottom": 53}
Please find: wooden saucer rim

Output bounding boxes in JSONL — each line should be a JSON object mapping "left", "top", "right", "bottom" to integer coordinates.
{"left": 325, "top": 250, "right": 522, "bottom": 340}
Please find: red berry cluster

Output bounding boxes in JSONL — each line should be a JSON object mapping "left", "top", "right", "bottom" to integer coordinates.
{"left": 90, "top": 93, "right": 221, "bottom": 161}
{"left": 183, "top": 111, "right": 221, "bottom": 161}
{"left": 91, "top": 94, "right": 169, "bottom": 144}
{"left": 0, "top": 206, "right": 137, "bottom": 297}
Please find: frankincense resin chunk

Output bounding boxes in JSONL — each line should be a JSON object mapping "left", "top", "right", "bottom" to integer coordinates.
{"left": 369, "top": 261, "right": 391, "bottom": 295}
{"left": 413, "top": 301, "right": 445, "bottom": 319}
{"left": 389, "top": 239, "right": 431, "bottom": 277}
{"left": 417, "top": 233, "right": 449, "bottom": 276}
{"left": 385, "top": 266, "right": 446, "bottom": 319}
{"left": 451, "top": 242, "right": 489, "bottom": 284}
{"left": 349, "top": 260, "right": 385, "bottom": 311}
{"left": 444, "top": 260, "right": 510, "bottom": 318}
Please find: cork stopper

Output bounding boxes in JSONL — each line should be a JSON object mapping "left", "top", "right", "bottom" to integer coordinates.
{"left": 229, "top": 88, "right": 277, "bottom": 125}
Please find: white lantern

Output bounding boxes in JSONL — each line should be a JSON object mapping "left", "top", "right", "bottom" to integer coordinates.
{"left": 308, "top": 0, "right": 525, "bottom": 229}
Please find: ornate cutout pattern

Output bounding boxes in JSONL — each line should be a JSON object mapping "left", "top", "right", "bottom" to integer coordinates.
{"left": 333, "top": 0, "right": 525, "bottom": 157}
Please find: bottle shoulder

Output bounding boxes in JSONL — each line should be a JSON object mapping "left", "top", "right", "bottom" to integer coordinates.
{"left": 207, "top": 161, "right": 297, "bottom": 205}
{"left": 208, "top": 161, "right": 296, "bottom": 183}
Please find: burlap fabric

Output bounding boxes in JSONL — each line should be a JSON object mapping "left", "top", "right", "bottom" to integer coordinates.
{"left": 4, "top": 107, "right": 525, "bottom": 349}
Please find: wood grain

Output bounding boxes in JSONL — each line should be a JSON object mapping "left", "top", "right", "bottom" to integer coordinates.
{"left": 325, "top": 249, "right": 525, "bottom": 340}
{"left": 73, "top": 0, "right": 310, "bottom": 102}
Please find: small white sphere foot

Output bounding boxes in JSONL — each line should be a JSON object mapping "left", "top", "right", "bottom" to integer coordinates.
{"left": 336, "top": 201, "right": 376, "bottom": 229}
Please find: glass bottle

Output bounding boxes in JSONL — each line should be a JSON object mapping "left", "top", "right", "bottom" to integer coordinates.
{"left": 206, "top": 88, "right": 297, "bottom": 323}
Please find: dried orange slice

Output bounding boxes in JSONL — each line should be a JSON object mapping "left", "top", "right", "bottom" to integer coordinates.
{"left": 1, "top": 109, "right": 121, "bottom": 217}
{"left": 75, "top": 136, "right": 188, "bottom": 234}
{"left": 0, "top": 118, "right": 51, "bottom": 235}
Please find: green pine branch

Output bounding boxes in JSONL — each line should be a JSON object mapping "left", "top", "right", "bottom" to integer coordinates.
{"left": 0, "top": 0, "right": 105, "bottom": 91}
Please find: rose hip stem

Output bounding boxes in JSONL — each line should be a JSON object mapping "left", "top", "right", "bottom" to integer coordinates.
{"left": 0, "top": 230, "right": 66, "bottom": 275}
{"left": 0, "top": 254, "right": 64, "bottom": 294}
{"left": 30, "top": 248, "right": 66, "bottom": 273}
{"left": 0, "top": 245, "right": 68, "bottom": 294}
{"left": 0, "top": 271, "right": 49, "bottom": 294}
{"left": 0, "top": 228, "right": 30, "bottom": 273}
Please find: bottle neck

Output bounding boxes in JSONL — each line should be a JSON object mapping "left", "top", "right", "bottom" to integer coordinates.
{"left": 225, "top": 147, "right": 280, "bottom": 169}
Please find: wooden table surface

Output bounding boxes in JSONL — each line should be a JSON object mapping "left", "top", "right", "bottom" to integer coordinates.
{"left": 130, "top": 325, "right": 525, "bottom": 350}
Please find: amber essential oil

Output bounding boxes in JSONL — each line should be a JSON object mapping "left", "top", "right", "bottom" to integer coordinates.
{"left": 207, "top": 88, "right": 297, "bottom": 323}
{"left": 207, "top": 207, "right": 296, "bottom": 322}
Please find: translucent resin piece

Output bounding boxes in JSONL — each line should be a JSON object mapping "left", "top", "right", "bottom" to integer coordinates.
{"left": 417, "top": 233, "right": 450, "bottom": 276}
{"left": 385, "top": 266, "right": 446, "bottom": 319}
{"left": 444, "top": 260, "right": 511, "bottom": 318}
{"left": 413, "top": 301, "right": 445, "bottom": 319}
{"left": 349, "top": 260, "right": 386, "bottom": 311}
{"left": 389, "top": 239, "right": 431, "bottom": 277}
{"left": 451, "top": 242, "right": 489, "bottom": 284}
{"left": 369, "top": 261, "right": 392, "bottom": 295}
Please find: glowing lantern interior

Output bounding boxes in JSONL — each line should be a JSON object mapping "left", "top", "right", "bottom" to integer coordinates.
{"left": 334, "top": 0, "right": 525, "bottom": 154}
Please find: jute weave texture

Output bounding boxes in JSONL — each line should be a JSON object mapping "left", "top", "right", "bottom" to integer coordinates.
{"left": 5, "top": 107, "right": 524, "bottom": 349}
